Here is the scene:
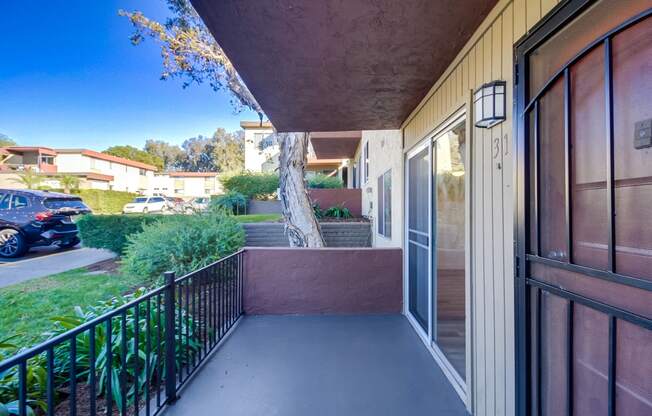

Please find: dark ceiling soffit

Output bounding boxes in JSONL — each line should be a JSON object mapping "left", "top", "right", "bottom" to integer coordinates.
{"left": 191, "top": 0, "right": 498, "bottom": 132}
{"left": 310, "top": 135, "right": 361, "bottom": 159}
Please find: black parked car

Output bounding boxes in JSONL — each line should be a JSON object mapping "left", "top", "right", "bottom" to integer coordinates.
{"left": 0, "top": 189, "right": 91, "bottom": 258}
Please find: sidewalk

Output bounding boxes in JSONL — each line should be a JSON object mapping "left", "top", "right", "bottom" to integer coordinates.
{"left": 0, "top": 247, "right": 116, "bottom": 288}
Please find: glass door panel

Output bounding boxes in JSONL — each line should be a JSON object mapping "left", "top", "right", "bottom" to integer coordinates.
{"left": 434, "top": 120, "right": 467, "bottom": 380}
{"left": 408, "top": 146, "right": 430, "bottom": 331}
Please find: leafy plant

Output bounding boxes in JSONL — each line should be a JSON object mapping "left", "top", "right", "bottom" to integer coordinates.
{"left": 324, "top": 204, "right": 352, "bottom": 219}
{"left": 10, "top": 168, "right": 42, "bottom": 190}
{"left": 0, "top": 336, "right": 42, "bottom": 415}
{"left": 47, "top": 289, "right": 200, "bottom": 412}
{"left": 307, "top": 174, "right": 343, "bottom": 189}
{"left": 312, "top": 203, "right": 324, "bottom": 219}
{"left": 57, "top": 175, "right": 80, "bottom": 194}
{"left": 221, "top": 172, "right": 279, "bottom": 200}
{"left": 120, "top": 211, "right": 244, "bottom": 282}
{"left": 211, "top": 191, "right": 247, "bottom": 215}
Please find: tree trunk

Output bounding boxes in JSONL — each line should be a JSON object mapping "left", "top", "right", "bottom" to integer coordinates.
{"left": 277, "top": 132, "right": 325, "bottom": 247}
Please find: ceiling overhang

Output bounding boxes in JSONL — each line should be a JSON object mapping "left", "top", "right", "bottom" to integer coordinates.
{"left": 310, "top": 131, "right": 361, "bottom": 159}
{"left": 191, "top": 0, "right": 497, "bottom": 132}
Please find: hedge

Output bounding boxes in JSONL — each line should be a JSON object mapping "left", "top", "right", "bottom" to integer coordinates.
{"left": 221, "top": 172, "right": 279, "bottom": 200}
{"left": 76, "top": 214, "right": 165, "bottom": 255}
{"left": 221, "top": 171, "right": 343, "bottom": 200}
{"left": 40, "top": 188, "right": 138, "bottom": 214}
{"left": 307, "top": 174, "right": 343, "bottom": 189}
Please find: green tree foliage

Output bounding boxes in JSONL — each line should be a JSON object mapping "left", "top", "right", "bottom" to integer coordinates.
{"left": 0, "top": 133, "right": 16, "bottom": 147}
{"left": 144, "top": 139, "right": 184, "bottom": 170}
{"left": 172, "top": 129, "right": 244, "bottom": 173}
{"left": 119, "top": 0, "right": 262, "bottom": 117}
{"left": 221, "top": 172, "right": 279, "bottom": 200}
{"left": 103, "top": 145, "right": 164, "bottom": 170}
{"left": 211, "top": 128, "right": 244, "bottom": 173}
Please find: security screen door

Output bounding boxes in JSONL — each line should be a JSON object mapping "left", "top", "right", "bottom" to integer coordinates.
{"left": 515, "top": 1, "right": 652, "bottom": 415}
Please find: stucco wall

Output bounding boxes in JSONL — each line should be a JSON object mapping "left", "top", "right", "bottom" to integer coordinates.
{"left": 243, "top": 247, "right": 402, "bottom": 315}
{"left": 308, "top": 188, "right": 362, "bottom": 217}
{"left": 359, "top": 130, "right": 403, "bottom": 248}
{"left": 243, "top": 127, "right": 278, "bottom": 172}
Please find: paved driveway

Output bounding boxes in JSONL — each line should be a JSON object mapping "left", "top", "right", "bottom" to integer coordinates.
{"left": 0, "top": 247, "right": 116, "bottom": 288}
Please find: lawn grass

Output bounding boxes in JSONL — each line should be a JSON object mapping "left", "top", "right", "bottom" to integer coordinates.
{"left": 0, "top": 268, "right": 146, "bottom": 348}
{"left": 233, "top": 213, "right": 282, "bottom": 223}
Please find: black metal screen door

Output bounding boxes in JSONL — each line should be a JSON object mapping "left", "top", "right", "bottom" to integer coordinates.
{"left": 514, "top": 1, "right": 652, "bottom": 415}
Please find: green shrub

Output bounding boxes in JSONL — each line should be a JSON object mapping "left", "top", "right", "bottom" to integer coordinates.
{"left": 211, "top": 190, "right": 247, "bottom": 215}
{"left": 120, "top": 212, "right": 244, "bottom": 282}
{"left": 324, "top": 204, "right": 352, "bottom": 219}
{"left": 221, "top": 172, "right": 279, "bottom": 200}
{"left": 43, "top": 189, "right": 138, "bottom": 214}
{"left": 307, "top": 174, "right": 343, "bottom": 189}
{"left": 76, "top": 214, "right": 163, "bottom": 255}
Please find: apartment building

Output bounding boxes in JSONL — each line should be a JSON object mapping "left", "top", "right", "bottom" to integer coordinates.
{"left": 0, "top": 147, "right": 156, "bottom": 193}
{"left": 241, "top": 121, "right": 278, "bottom": 173}
{"left": 148, "top": 171, "right": 222, "bottom": 199}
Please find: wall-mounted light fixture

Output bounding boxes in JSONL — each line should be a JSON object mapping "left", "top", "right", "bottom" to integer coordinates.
{"left": 474, "top": 80, "right": 506, "bottom": 128}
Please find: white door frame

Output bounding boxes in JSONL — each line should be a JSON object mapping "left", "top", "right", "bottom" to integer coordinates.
{"left": 403, "top": 106, "right": 473, "bottom": 410}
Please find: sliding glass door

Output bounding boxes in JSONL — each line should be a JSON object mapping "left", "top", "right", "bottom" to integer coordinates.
{"left": 433, "top": 120, "right": 467, "bottom": 381}
{"left": 407, "top": 145, "right": 431, "bottom": 332}
{"left": 406, "top": 114, "right": 468, "bottom": 387}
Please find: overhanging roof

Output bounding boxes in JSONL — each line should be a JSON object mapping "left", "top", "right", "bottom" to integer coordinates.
{"left": 191, "top": 0, "right": 497, "bottom": 132}
{"left": 310, "top": 131, "right": 361, "bottom": 159}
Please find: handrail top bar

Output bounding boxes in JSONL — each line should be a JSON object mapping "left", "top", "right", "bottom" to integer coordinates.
{"left": 0, "top": 249, "right": 245, "bottom": 371}
{"left": 175, "top": 249, "right": 244, "bottom": 283}
{"left": 523, "top": 9, "right": 651, "bottom": 114}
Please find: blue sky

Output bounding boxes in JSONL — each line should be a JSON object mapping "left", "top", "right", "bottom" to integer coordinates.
{"left": 0, "top": 0, "right": 259, "bottom": 150}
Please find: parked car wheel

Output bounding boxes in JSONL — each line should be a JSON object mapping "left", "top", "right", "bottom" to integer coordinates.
{"left": 0, "top": 229, "right": 27, "bottom": 258}
{"left": 143, "top": 207, "right": 149, "bottom": 214}
{"left": 59, "top": 237, "right": 81, "bottom": 249}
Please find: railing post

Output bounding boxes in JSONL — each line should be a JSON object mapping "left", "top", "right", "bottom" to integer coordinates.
{"left": 164, "top": 271, "right": 178, "bottom": 404}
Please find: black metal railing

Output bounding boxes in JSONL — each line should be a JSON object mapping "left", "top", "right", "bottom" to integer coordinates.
{"left": 0, "top": 250, "right": 244, "bottom": 416}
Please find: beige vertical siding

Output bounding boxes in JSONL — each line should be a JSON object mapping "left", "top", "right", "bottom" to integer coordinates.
{"left": 401, "top": 1, "right": 560, "bottom": 414}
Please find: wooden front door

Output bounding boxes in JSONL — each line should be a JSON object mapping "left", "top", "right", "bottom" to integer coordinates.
{"left": 515, "top": 1, "right": 652, "bottom": 415}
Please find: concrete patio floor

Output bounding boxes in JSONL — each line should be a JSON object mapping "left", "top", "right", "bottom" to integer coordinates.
{"left": 163, "top": 314, "right": 467, "bottom": 416}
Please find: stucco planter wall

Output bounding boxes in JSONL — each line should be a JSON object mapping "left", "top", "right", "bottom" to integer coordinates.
{"left": 243, "top": 247, "right": 402, "bottom": 315}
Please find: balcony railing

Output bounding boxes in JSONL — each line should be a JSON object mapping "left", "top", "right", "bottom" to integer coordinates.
{"left": 0, "top": 250, "right": 244, "bottom": 416}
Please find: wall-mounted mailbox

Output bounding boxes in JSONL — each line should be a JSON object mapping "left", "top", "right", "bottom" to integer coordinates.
{"left": 634, "top": 118, "right": 652, "bottom": 149}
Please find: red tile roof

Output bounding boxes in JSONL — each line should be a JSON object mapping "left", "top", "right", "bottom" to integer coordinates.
{"left": 56, "top": 149, "right": 158, "bottom": 171}
{"left": 2, "top": 146, "right": 58, "bottom": 156}
{"left": 166, "top": 172, "right": 219, "bottom": 177}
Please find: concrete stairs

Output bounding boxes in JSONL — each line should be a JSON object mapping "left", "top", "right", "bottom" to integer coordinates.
{"left": 243, "top": 222, "right": 371, "bottom": 247}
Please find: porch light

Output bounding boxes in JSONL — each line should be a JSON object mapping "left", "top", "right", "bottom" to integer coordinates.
{"left": 474, "top": 81, "right": 506, "bottom": 128}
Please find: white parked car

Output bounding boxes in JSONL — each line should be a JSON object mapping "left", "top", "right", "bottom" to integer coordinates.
{"left": 122, "top": 196, "right": 169, "bottom": 214}
{"left": 185, "top": 197, "right": 211, "bottom": 213}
